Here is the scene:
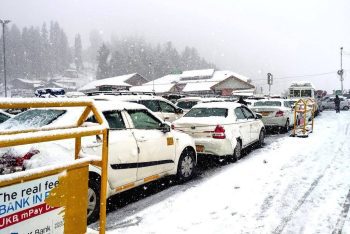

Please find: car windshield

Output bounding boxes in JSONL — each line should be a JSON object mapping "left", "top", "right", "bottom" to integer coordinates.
{"left": 176, "top": 101, "right": 198, "bottom": 109}
{"left": 184, "top": 108, "right": 228, "bottom": 117}
{"left": 254, "top": 101, "right": 282, "bottom": 107}
{"left": 0, "top": 109, "right": 66, "bottom": 130}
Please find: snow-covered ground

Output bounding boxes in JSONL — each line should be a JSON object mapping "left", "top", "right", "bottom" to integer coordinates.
{"left": 90, "top": 111, "right": 350, "bottom": 234}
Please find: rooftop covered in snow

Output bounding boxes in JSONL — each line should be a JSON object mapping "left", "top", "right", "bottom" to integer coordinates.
{"left": 79, "top": 73, "right": 148, "bottom": 92}
{"left": 131, "top": 69, "right": 254, "bottom": 95}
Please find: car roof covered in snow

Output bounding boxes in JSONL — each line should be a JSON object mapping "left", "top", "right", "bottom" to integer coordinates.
{"left": 94, "top": 100, "right": 147, "bottom": 112}
{"left": 254, "top": 98, "right": 286, "bottom": 103}
{"left": 192, "top": 101, "right": 242, "bottom": 109}
{"left": 91, "top": 94, "right": 173, "bottom": 103}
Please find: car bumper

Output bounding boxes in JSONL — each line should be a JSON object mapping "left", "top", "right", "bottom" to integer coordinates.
{"left": 261, "top": 116, "right": 288, "bottom": 127}
{"left": 194, "top": 138, "right": 234, "bottom": 157}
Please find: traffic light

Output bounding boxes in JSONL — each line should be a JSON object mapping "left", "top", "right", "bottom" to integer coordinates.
{"left": 267, "top": 73, "right": 273, "bottom": 85}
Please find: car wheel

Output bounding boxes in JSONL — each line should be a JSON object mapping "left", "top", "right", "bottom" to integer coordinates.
{"left": 233, "top": 139, "right": 242, "bottom": 160}
{"left": 343, "top": 106, "right": 349, "bottom": 111}
{"left": 87, "top": 178, "right": 100, "bottom": 225}
{"left": 177, "top": 148, "right": 196, "bottom": 182}
{"left": 258, "top": 129, "right": 265, "bottom": 147}
{"left": 281, "top": 119, "right": 289, "bottom": 133}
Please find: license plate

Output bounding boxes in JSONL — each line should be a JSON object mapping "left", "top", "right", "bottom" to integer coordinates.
{"left": 260, "top": 112, "right": 270, "bottom": 116}
{"left": 196, "top": 145, "right": 204, "bottom": 152}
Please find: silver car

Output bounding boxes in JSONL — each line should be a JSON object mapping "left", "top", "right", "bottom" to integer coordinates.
{"left": 321, "top": 97, "right": 350, "bottom": 110}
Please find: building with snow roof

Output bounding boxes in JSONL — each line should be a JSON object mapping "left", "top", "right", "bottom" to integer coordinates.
{"left": 130, "top": 69, "right": 255, "bottom": 96}
{"left": 78, "top": 73, "right": 148, "bottom": 93}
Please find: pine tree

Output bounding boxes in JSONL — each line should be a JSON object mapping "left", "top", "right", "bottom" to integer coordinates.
{"left": 74, "top": 34, "right": 83, "bottom": 71}
{"left": 40, "top": 23, "right": 50, "bottom": 78}
{"left": 96, "top": 44, "right": 110, "bottom": 79}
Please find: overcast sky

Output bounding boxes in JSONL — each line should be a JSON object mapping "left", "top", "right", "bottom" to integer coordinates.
{"left": 1, "top": 0, "right": 350, "bottom": 93}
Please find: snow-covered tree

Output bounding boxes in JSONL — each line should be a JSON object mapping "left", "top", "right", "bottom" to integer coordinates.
{"left": 74, "top": 34, "right": 83, "bottom": 71}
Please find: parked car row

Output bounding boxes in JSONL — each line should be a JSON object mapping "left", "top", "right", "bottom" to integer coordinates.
{"left": 0, "top": 94, "right": 316, "bottom": 224}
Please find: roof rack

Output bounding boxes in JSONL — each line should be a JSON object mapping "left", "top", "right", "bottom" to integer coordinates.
{"left": 86, "top": 90, "right": 156, "bottom": 97}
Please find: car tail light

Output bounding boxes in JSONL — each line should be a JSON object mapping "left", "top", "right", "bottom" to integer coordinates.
{"left": 0, "top": 149, "right": 39, "bottom": 175}
{"left": 213, "top": 125, "right": 226, "bottom": 139}
{"left": 275, "top": 110, "right": 284, "bottom": 117}
{"left": 16, "top": 150, "right": 40, "bottom": 166}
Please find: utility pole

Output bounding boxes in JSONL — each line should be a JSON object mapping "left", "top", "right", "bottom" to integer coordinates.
{"left": 0, "top": 19, "right": 10, "bottom": 97}
{"left": 149, "top": 62, "right": 154, "bottom": 93}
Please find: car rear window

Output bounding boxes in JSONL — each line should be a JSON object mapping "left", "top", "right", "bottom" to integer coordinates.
{"left": 254, "top": 101, "right": 282, "bottom": 107}
{"left": 184, "top": 108, "right": 228, "bottom": 117}
{"left": 176, "top": 101, "right": 198, "bottom": 109}
{"left": 139, "top": 100, "right": 160, "bottom": 112}
{"left": 0, "top": 109, "right": 66, "bottom": 130}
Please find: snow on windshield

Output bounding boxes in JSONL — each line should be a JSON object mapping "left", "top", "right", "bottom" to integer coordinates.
{"left": 0, "top": 109, "right": 66, "bottom": 130}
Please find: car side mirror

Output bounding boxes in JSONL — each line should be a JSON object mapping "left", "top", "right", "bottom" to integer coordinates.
{"left": 255, "top": 113, "right": 262, "bottom": 119}
{"left": 175, "top": 108, "right": 183, "bottom": 114}
{"left": 159, "top": 122, "right": 171, "bottom": 133}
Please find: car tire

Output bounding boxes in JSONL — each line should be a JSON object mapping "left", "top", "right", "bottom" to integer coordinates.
{"left": 176, "top": 148, "right": 196, "bottom": 182}
{"left": 233, "top": 139, "right": 242, "bottom": 161}
{"left": 258, "top": 129, "right": 265, "bottom": 147}
{"left": 343, "top": 106, "right": 349, "bottom": 111}
{"left": 281, "top": 119, "right": 289, "bottom": 133}
{"left": 87, "top": 178, "right": 100, "bottom": 225}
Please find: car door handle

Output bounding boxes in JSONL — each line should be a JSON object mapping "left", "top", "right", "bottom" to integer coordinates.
{"left": 136, "top": 136, "right": 147, "bottom": 142}
{"left": 164, "top": 117, "right": 170, "bottom": 120}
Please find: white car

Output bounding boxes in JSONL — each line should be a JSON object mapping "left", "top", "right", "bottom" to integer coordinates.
{"left": 250, "top": 99, "right": 295, "bottom": 132}
{"left": 175, "top": 97, "right": 225, "bottom": 114}
{"left": 92, "top": 94, "right": 184, "bottom": 122}
{"left": 172, "top": 102, "right": 265, "bottom": 161}
{"left": 0, "top": 100, "right": 197, "bottom": 224}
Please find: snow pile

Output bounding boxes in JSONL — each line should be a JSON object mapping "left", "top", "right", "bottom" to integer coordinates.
{"left": 90, "top": 111, "right": 350, "bottom": 234}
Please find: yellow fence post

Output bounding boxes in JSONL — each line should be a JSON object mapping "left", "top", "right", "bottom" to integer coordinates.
{"left": 99, "top": 129, "right": 109, "bottom": 234}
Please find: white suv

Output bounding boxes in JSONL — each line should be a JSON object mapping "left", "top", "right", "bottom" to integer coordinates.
{"left": 92, "top": 94, "right": 184, "bottom": 122}
{"left": 172, "top": 102, "right": 265, "bottom": 161}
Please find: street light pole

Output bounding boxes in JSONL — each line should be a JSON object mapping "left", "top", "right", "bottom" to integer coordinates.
{"left": 340, "top": 47, "right": 344, "bottom": 94}
{"left": 149, "top": 62, "right": 155, "bottom": 93}
{"left": 0, "top": 19, "right": 10, "bottom": 97}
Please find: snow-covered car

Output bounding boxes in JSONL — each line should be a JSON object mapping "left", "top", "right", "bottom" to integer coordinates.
{"left": 321, "top": 96, "right": 349, "bottom": 110}
{"left": 0, "top": 107, "right": 85, "bottom": 175}
{"left": 172, "top": 102, "right": 265, "bottom": 161}
{"left": 250, "top": 99, "right": 295, "bottom": 132}
{"left": 92, "top": 94, "right": 184, "bottom": 122}
{"left": 0, "top": 110, "right": 13, "bottom": 123}
{"left": 0, "top": 100, "right": 197, "bottom": 224}
{"left": 175, "top": 97, "right": 225, "bottom": 114}
{"left": 83, "top": 101, "right": 196, "bottom": 223}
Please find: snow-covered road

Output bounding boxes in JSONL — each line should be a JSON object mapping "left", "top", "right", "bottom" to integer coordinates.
{"left": 90, "top": 111, "right": 350, "bottom": 234}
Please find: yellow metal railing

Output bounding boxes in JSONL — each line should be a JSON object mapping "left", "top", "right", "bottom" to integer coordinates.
{"left": 0, "top": 98, "right": 109, "bottom": 234}
{"left": 292, "top": 98, "right": 316, "bottom": 137}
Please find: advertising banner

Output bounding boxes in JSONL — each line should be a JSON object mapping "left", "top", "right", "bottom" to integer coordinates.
{"left": 0, "top": 174, "right": 64, "bottom": 234}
